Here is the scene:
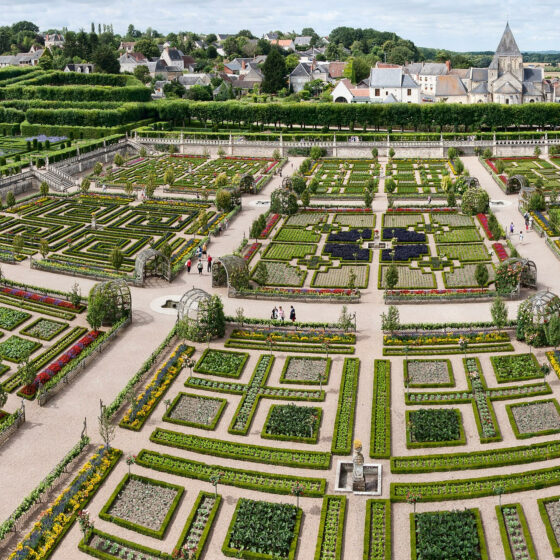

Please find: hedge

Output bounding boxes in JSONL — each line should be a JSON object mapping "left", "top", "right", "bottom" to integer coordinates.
{"left": 15, "top": 70, "right": 138, "bottom": 88}
{"left": 370, "top": 360, "right": 391, "bottom": 459}
{"left": 280, "top": 355, "right": 332, "bottom": 385}
{"left": 538, "top": 496, "right": 560, "bottom": 557}
{"left": 149, "top": 427, "right": 331, "bottom": 469}
{"left": 99, "top": 473, "right": 184, "bottom": 539}
{"left": 363, "top": 500, "right": 391, "bottom": 560}
{"left": 135, "top": 449, "right": 327, "bottom": 496}
{"left": 261, "top": 404, "right": 322, "bottom": 444}
{"left": 225, "top": 339, "right": 355, "bottom": 354}
{"left": 405, "top": 408, "right": 466, "bottom": 449}
{"left": 331, "top": 358, "right": 360, "bottom": 455}
{"left": 496, "top": 503, "right": 538, "bottom": 560}
{"left": 162, "top": 391, "right": 227, "bottom": 430}
{"left": 313, "top": 496, "right": 346, "bottom": 560}
{"left": 391, "top": 438, "right": 560, "bottom": 473}
{"left": 1, "top": 85, "right": 150, "bottom": 103}
{"left": 383, "top": 342, "right": 514, "bottom": 355}
{"left": 405, "top": 358, "right": 455, "bottom": 388}
{"left": 506, "top": 398, "right": 560, "bottom": 439}
{"left": 20, "top": 119, "right": 152, "bottom": 139}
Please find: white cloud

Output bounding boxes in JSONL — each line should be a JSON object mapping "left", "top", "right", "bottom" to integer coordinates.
{"left": 0, "top": 0, "right": 558, "bottom": 52}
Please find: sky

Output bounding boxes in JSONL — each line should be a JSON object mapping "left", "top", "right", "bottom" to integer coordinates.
{"left": 1, "top": 0, "right": 560, "bottom": 52}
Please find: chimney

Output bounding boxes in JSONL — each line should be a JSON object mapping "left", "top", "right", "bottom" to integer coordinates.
{"left": 242, "top": 60, "right": 246, "bottom": 70}
{"left": 446, "top": 60, "right": 451, "bottom": 73}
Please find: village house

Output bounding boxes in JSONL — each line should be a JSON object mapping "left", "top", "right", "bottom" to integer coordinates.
{"left": 44, "top": 33, "right": 64, "bottom": 49}
{"left": 119, "top": 41, "right": 136, "bottom": 53}
{"left": 64, "top": 63, "right": 94, "bottom": 73}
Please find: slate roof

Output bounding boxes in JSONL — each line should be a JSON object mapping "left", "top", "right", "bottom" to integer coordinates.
{"left": 166, "top": 48, "right": 184, "bottom": 61}
{"left": 522, "top": 81, "right": 541, "bottom": 95}
{"left": 370, "top": 67, "right": 419, "bottom": 88}
{"left": 435, "top": 75, "right": 467, "bottom": 96}
{"left": 294, "top": 36, "right": 312, "bottom": 46}
{"left": 490, "top": 23, "right": 521, "bottom": 69}
{"left": 495, "top": 81, "right": 521, "bottom": 94}
{"left": 470, "top": 68, "right": 488, "bottom": 82}
{"left": 523, "top": 67, "right": 543, "bottom": 82}
{"left": 471, "top": 82, "right": 489, "bottom": 94}
{"left": 421, "top": 63, "right": 448, "bottom": 76}
{"left": 290, "top": 63, "right": 312, "bottom": 77}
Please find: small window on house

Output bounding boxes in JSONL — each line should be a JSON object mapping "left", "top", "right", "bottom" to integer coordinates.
{"left": 385, "top": 91, "right": 388, "bottom": 96}
{"left": 375, "top": 89, "right": 380, "bottom": 97}
{"left": 407, "top": 89, "right": 412, "bottom": 95}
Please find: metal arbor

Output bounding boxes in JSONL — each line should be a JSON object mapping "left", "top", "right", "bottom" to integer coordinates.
{"left": 177, "top": 288, "right": 211, "bottom": 324}
{"left": 90, "top": 279, "right": 131, "bottom": 324}
{"left": 520, "top": 290, "right": 560, "bottom": 324}
{"left": 134, "top": 247, "right": 171, "bottom": 285}
{"left": 506, "top": 174, "right": 528, "bottom": 194}
{"left": 239, "top": 174, "right": 255, "bottom": 193}
{"left": 211, "top": 254, "right": 248, "bottom": 288}
{"left": 503, "top": 257, "right": 537, "bottom": 289}
{"left": 463, "top": 177, "right": 480, "bottom": 189}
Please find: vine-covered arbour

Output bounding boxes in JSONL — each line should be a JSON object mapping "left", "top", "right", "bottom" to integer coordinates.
{"left": 503, "top": 257, "right": 537, "bottom": 289}
{"left": 211, "top": 255, "right": 248, "bottom": 289}
{"left": 89, "top": 278, "right": 131, "bottom": 325}
{"left": 463, "top": 177, "right": 480, "bottom": 189}
{"left": 507, "top": 174, "right": 528, "bottom": 194}
{"left": 177, "top": 288, "right": 212, "bottom": 324}
{"left": 134, "top": 247, "right": 171, "bottom": 285}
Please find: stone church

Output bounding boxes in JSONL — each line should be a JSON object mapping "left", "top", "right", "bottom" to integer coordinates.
{"left": 462, "top": 23, "right": 552, "bottom": 104}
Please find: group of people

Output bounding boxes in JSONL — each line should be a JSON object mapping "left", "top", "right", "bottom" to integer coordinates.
{"left": 271, "top": 305, "right": 296, "bottom": 322}
{"left": 509, "top": 212, "right": 534, "bottom": 244}
{"left": 186, "top": 243, "right": 212, "bottom": 275}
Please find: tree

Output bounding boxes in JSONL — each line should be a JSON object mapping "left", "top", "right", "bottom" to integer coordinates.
{"left": 291, "top": 175, "right": 306, "bottom": 195}
{"left": 528, "top": 192, "right": 546, "bottom": 212}
{"left": 262, "top": 47, "right": 287, "bottom": 93}
{"left": 309, "top": 146, "right": 323, "bottom": 160}
{"left": 93, "top": 162, "right": 103, "bottom": 175}
{"left": 124, "top": 182, "right": 134, "bottom": 196}
{"left": 389, "top": 148, "right": 395, "bottom": 159}
{"left": 253, "top": 261, "right": 268, "bottom": 286}
{"left": 534, "top": 145, "right": 542, "bottom": 157}
{"left": 381, "top": 306, "right": 400, "bottom": 334}
{"left": 164, "top": 168, "right": 175, "bottom": 187}
{"left": 134, "top": 38, "right": 160, "bottom": 59}
{"left": 0, "top": 385, "right": 7, "bottom": 409}
{"left": 214, "top": 172, "right": 228, "bottom": 189}
{"left": 491, "top": 297, "right": 508, "bottom": 334}
{"left": 364, "top": 190, "right": 373, "bottom": 208}
{"left": 475, "top": 263, "right": 489, "bottom": 288}
{"left": 145, "top": 171, "right": 157, "bottom": 198}
{"left": 80, "top": 178, "right": 90, "bottom": 194}
{"left": 70, "top": 282, "right": 82, "bottom": 308}
{"left": 113, "top": 153, "right": 124, "bottom": 166}
{"left": 385, "top": 178, "right": 396, "bottom": 193}
{"left": 39, "top": 238, "right": 49, "bottom": 258}
{"left": 13, "top": 234, "right": 24, "bottom": 258}
{"left": 18, "top": 356, "right": 37, "bottom": 388}
{"left": 163, "top": 81, "right": 186, "bottom": 99}
{"left": 300, "top": 189, "right": 310, "bottom": 208}
{"left": 110, "top": 247, "right": 124, "bottom": 271}
{"left": 39, "top": 181, "right": 49, "bottom": 196}
{"left": 215, "top": 189, "right": 233, "bottom": 212}
{"left": 91, "top": 44, "right": 119, "bottom": 74}
{"left": 385, "top": 263, "right": 399, "bottom": 290}
{"left": 338, "top": 305, "right": 354, "bottom": 332}
{"left": 98, "top": 405, "right": 116, "bottom": 450}
{"left": 133, "top": 65, "right": 150, "bottom": 83}
{"left": 446, "top": 188, "right": 456, "bottom": 207}
{"left": 270, "top": 188, "right": 298, "bottom": 215}
{"left": 6, "top": 191, "right": 15, "bottom": 208}
{"left": 461, "top": 187, "right": 489, "bottom": 215}
{"left": 545, "top": 314, "right": 560, "bottom": 349}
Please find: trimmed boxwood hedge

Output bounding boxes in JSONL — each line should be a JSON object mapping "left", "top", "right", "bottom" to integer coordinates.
{"left": 149, "top": 427, "right": 331, "bottom": 469}
{"left": 363, "top": 499, "right": 391, "bottom": 560}
{"left": 538, "top": 495, "right": 560, "bottom": 557}
{"left": 313, "top": 495, "right": 346, "bottom": 560}
{"left": 162, "top": 391, "right": 227, "bottom": 430}
{"left": 98, "top": 473, "right": 184, "bottom": 540}
{"left": 405, "top": 408, "right": 466, "bottom": 449}
{"left": 261, "top": 403, "right": 323, "bottom": 444}
{"left": 194, "top": 348, "right": 249, "bottom": 378}
{"left": 280, "top": 355, "right": 332, "bottom": 385}
{"left": 496, "top": 503, "right": 538, "bottom": 560}
{"left": 370, "top": 360, "right": 391, "bottom": 459}
{"left": 506, "top": 398, "right": 560, "bottom": 439}
{"left": 331, "top": 358, "right": 360, "bottom": 455}
{"left": 404, "top": 358, "right": 455, "bottom": 388}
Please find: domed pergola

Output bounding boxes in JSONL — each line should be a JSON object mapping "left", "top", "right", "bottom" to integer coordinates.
{"left": 239, "top": 174, "right": 255, "bottom": 193}
{"left": 506, "top": 174, "right": 528, "bottom": 194}
{"left": 90, "top": 279, "right": 131, "bottom": 325}
{"left": 177, "top": 288, "right": 212, "bottom": 323}
{"left": 521, "top": 290, "right": 560, "bottom": 323}
{"left": 503, "top": 257, "right": 537, "bottom": 289}
{"left": 134, "top": 247, "right": 171, "bottom": 285}
{"left": 463, "top": 177, "right": 479, "bottom": 189}
{"left": 212, "top": 254, "right": 248, "bottom": 288}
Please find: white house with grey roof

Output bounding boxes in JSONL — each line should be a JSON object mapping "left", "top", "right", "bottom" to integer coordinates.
{"left": 405, "top": 62, "right": 450, "bottom": 96}
{"left": 368, "top": 67, "right": 420, "bottom": 103}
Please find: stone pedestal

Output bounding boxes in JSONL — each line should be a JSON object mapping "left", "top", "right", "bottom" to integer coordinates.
{"left": 352, "top": 443, "right": 366, "bottom": 492}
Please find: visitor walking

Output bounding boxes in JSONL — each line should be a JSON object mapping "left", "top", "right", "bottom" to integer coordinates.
{"left": 197, "top": 261, "right": 203, "bottom": 274}
{"left": 271, "top": 306, "right": 278, "bottom": 320}
{"left": 525, "top": 220, "right": 529, "bottom": 232}
{"left": 427, "top": 195, "right": 432, "bottom": 205}
{"left": 202, "top": 243, "right": 207, "bottom": 256}
{"left": 290, "top": 306, "right": 296, "bottom": 323}
{"left": 509, "top": 222, "right": 514, "bottom": 236}
{"left": 279, "top": 306, "right": 285, "bottom": 322}
{"left": 186, "top": 259, "right": 192, "bottom": 273}
{"left": 519, "top": 230, "right": 524, "bottom": 243}
{"left": 529, "top": 216, "right": 534, "bottom": 230}
{"left": 207, "top": 255, "right": 212, "bottom": 272}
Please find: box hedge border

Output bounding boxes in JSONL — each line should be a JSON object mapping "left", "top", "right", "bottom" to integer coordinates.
{"left": 506, "top": 398, "right": 560, "bottom": 439}
{"left": 193, "top": 348, "right": 249, "bottom": 379}
{"left": 149, "top": 427, "right": 331, "bottom": 470}
{"left": 363, "top": 499, "right": 391, "bottom": 560}
{"left": 261, "top": 404, "right": 323, "bottom": 444}
{"left": 280, "top": 355, "right": 332, "bottom": 385}
{"left": 404, "top": 358, "right": 455, "bottom": 388}
{"left": 331, "top": 357, "right": 360, "bottom": 455}
{"left": 383, "top": 342, "right": 513, "bottom": 356}
{"left": 98, "top": 473, "right": 184, "bottom": 540}
{"left": 370, "top": 359, "right": 391, "bottom": 459}
{"left": 162, "top": 391, "right": 227, "bottom": 430}
{"left": 405, "top": 408, "right": 466, "bottom": 449}
{"left": 538, "top": 495, "right": 560, "bottom": 557}
{"left": 496, "top": 502, "right": 538, "bottom": 560}
{"left": 313, "top": 495, "right": 346, "bottom": 560}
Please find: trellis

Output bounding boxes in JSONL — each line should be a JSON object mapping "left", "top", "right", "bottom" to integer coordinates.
{"left": 134, "top": 247, "right": 171, "bottom": 284}
{"left": 90, "top": 279, "right": 131, "bottom": 323}
{"left": 507, "top": 174, "right": 528, "bottom": 194}
{"left": 177, "top": 288, "right": 212, "bottom": 324}
{"left": 503, "top": 257, "right": 537, "bottom": 289}
{"left": 212, "top": 254, "right": 248, "bottom": 288}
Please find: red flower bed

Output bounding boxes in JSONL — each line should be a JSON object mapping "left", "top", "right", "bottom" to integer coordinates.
{"left": 486, "top": 159, "right": 498, "bottom": 173}
{"left": 493, "top": 243, "right": 508, "bottom": 262}
{"left": 257, "top": 287, "right": 355, "bottom": 296}
{"left": 388, "top": 207, "right": 455, "bottom": 213}
{"left": 20, "top": 331, "right": 101, "bottom": 397}
{"left": 387, "top": 288, "right": 488, "bottom": 297}
{"left": 0, "top": 287, "right": 78, "bottom": 310}
{"left": 243, "top": 243, "right": 260, "bottom": 261}
{"left": 259, "top": 214, "right": 280, "bottom": 238}
{"left": 477, "top": 213, "right": 493, "bottom": 239}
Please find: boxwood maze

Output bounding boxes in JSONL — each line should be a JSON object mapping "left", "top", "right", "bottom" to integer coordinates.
{"left": 1, "top": 194, "right": 216, "bottom": 280}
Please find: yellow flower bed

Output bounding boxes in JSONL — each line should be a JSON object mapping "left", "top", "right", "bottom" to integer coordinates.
{"left": 384, "top": 331, "right": 508, "bottom": 346}
{"left": 9, "top": 446, "right": 121, "bottom": 560}
{"left": 547, "top": 351, "right": 560, "bottom": 380}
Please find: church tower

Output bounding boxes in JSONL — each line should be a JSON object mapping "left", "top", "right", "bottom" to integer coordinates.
{"left": 488, "top": 23, "right": 523, "bottom": 84}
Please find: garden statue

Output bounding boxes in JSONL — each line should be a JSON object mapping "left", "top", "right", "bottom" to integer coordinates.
{"left": 352, "top": 439, "right": 366, "bottom": 491}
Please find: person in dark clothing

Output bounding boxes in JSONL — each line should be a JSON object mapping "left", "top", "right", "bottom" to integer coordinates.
{"left": 197, "top": 261, "right": 203, "bottom": 274}
{"left": 207, "top": 255, "right": 213, "bottom": 272}
{"left": 289, "top": 306, "right": 296, "bottom": 322}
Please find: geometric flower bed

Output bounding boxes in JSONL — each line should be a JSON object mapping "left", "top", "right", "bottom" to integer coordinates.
{"left": 0, "top": 306, "right": 30, "bottom": 330}
{"left": 490, "top": 353, "right": 542, "bottom": 383}
{"left": 280, "top": 356, "right": 331, "bottom": 384}
{"left": 222, "top": 498, "right": 301, "bottom": 560}
{"left": 100, "top": 473, "right": 184, "bottom": 539}
{"left": 507, "top": 399, "right": 560, "bottom": 438}
{"left": 405, "top": 359, "right": 454, "bottom": 387}
{"left": 20, "top": 317, "right": 68, "bottom": 340}
{"left": 163, "top": 392, "right": 227, "bottom": 429}
{"left": 311, "top": 265, "right": 369, "bottom": 288}
{"left": 539, "top": 496, "right": 560, "bottom": 556}
{"left": 262, "top": 403, "right": 322, "bottom": 443}
{"left": 406, "top": 408, "right": 465, "bottom": 448}
{"left": 411, "top": 509, "right": 487, "bottom": 560}
{"left": 0, "top": 335, "right": 41, "bottom": 363}
{"left": 194, "top": 349, "right": 249, "bottom": 378}
{"left": 443, "top": 263, "right": 495, "bottom": 288}
{"left": 497, "top": 503, "right": 538, "bottom": 560}
{"left": 314, "top": 495, "right": 346, "bottom": 560}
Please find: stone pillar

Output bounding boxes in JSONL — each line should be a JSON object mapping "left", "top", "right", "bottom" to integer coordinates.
{"left": 280, "top": 134, "right": 284, "bottom": 157}
{"left": 229, "top": 134, "right": 234, "bottom": 156}
{"left": 352, "top": 440, "right": 366, "bottom": 492}
{"left": 386, "top": 134, "right": 391, "bottom": 159}
{"left": 493, "top": 133, "right": 497, "bottom": 157}
{"left": 333, "top": 135, "right": 337, "bottom": 158}
{"left": 544, "top": 133, "right": 549, "bottom": 157}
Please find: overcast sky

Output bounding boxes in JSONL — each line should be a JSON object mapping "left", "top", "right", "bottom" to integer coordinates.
{"left": 2, "top": 0, "right": 559, "bottom": 52}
